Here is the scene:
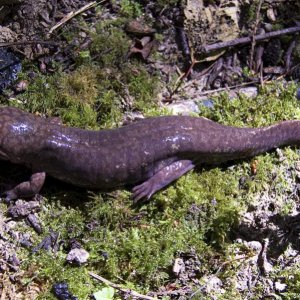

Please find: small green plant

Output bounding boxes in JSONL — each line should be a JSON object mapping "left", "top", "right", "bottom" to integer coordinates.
{"left": 91, "top": 24, "right": 131, "bottom": 68}
{"left": 119, "top": 0, "right": 142, "bottom": 18}
{"left": 93, "top": 287, "right": 115, "bottom": 300}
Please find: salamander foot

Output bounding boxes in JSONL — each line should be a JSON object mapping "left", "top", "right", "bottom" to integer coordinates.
{"left": 132, "top": 180, "right": 156, "bottom": 203}
{"left": 132, "top": 159, "right": 195, "bottom": 203}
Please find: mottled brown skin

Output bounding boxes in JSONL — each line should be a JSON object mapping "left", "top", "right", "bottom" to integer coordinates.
{"left": 1, "top": 106, "right": 300, "bottom": 202}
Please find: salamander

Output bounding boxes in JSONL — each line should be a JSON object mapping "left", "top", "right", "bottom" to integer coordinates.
{"left": 1, "top": 106, "right": 299, "bottom": 202}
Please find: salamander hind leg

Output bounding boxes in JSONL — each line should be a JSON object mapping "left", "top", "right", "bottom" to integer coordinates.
{"left": 132, "top": 160, "right": 195, "bottom": 203}
{"left": 3, "top": 172, "right": 46, "bottom": 202}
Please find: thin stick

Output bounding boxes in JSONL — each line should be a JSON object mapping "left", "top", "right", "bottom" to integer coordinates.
{"left": 259, "top": 62, "right": 264, "bottom": 87}
{"left": 284, "top": 39, "right": 296, "bottom": 72}
{"left": 0, "top": 285, "right": 6, "bottom": 300}
{"left": 275, "top": 62, "right": 300, "bottom": 80}
{"left": 48, "top": 1, "right": 106, "bottom": 35}
{"left": 165, "top": 48, "right": 216, "bottom": 102}
{"left": 89, "top": 272, "right": 157, "bottom": 300}
{"left": 201, "top": 26, "right": 300, "bottom": 54}
{"left": 249, "top": 0, "right": 263, "bottom": 69}
{"left": 0, "top": 40, "right": 58, "bottom": 48}
{"left": 0, "top": 259, "right": 17, "bottom": 269}
{"left": 197, "top": 80, "right": 259, "bottom": 97}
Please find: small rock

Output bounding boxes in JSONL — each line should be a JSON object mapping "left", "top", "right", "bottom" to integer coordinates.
{"left": 26, "top": 213, "right": 43, "bottom": 234}
{"left": 66, "top": 248, "right": 89, "bottom": 265}
{"left": 158, "top": 44, "right": 166, "bottom": 52}
{"left": 266, "top": 8, "right": 276, "bottom": 22}
{"left": 33, "top": 231, "right": 59, "bottom": 252}
{"left": 283, "top": 247, "right": 298, "bottom": 258}
{"left": 173, "top": 258, "right": 184, "bottom": 276}
{"left": 0, "top": 48, "right": 21, "bottom": 91}
{"left": 238, "top": 87, "right": 258, "bottom": 98}
{"left": 275, "top": 281, "right": 287, "bottom": 292}
{"left": 167, "top": 100, "right": 200, "bottom": 115}
{"left": 5, "top": 220, "right": 17, "bottom": 231}
{"left": 14, "top": 80, "right": 28, "bottom": 92}
{"left": 68, "top": 238, "right": 82, "bottom": 250}
{"left": 19, "top": 232, "right": 32, "bottom": 248}
{"left": 264, "top": 23, "right": 273, "bottom": 32}
{"left": 202, "top": 275, "right": 224, "bottom": 294}
{"left": 0, "top": 26, "right": 17, "bottom": 42}
{"left": 295, "top": 161, "right": 300, "bottom": 171}
{"left": 8, "top": 200, "right": 40, "bottom": 218}
{"left": 52, "top": 282, "right": 78, "bottom": 300}
{"left": 79, "top": 31, "right": 87, "bottom": 38}
{"left": 201, "top": 99, "right": 214, "bottom": 108}
{"left": 246, "top": 241, "right": 262, "bottom": 252}
{"left": 122, "top": 112, "right": 145, "bottom": 125}
{"left": 276, "top": 148, "right": 286, "bottom": 162}
{"left": 125, "top": 19, "right": 156, "bottom": 36}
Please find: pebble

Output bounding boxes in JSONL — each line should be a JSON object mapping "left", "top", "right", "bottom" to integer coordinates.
{"left": 52, "top": 282, "right": 78, "bottom": 300}
{"left": 238, "top": 87, "right": 258, "bottom": 98}
{"left": 66, "top": 248, "right": 89, "bottom": 265}
{"left": 0, "top": 48, "right": 21, "bottom": 91}
{"left": 246, "top": 241, "right": 262, "bottom": 252}
{"left": 202, "top": 275, "right": 224, "bottom": 294}
{"left": 167, "top": 100, "right": 200, "bottom": 115}
{"left": 173, "top": 258, "right": 184, "bottom": 276}
{"left": 274, "top": 281, "right": 287, "bottom": 292}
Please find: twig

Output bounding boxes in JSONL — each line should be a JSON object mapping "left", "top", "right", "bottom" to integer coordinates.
{"left": 215, "top": 254, "right": 256, "bottom": 275}
{"left": 0, "top": 258, "right": 17, "bottom": 269}
{"left": 89, "top": 272, "right": 157, "bottom": 300}
{"left": 0, "top": 40, "right": 58, "bottom": 48}
{"left": 0, "top": 285, "right": 6, "bottom": 300}
{"left": 249, "top": 0, "right": 263, "bottom": 69}
{"left": 253, "top": 44, "right": 264, "bottom": 72}
{"left": 150, "top": 287, "right": 192, "bottom": 297}
{"left": 275, "top": 62, "right": 300, "bottom": 80}
{"left": 163, "top": 79, "right": 260, "bottom": 103}
{"left": 197, "top": 80, "right": 259, "bottom": 97}
{"left": 165, "top": 48, "right": 218, "bottom": 102}
{"left": 201, "top": 26, "right": 300, "bottom": 54}
{"left": 284, "top": 39, "right": 296, "bottom": 72}
{"left": 165, "top": 49, "right": 199, "bottom": 102}
{"left": 48, "top": 0, "right": 106, "bottom": 35}
{"left": 259, "top": 62, "right": 264, "bottom": 87}
{"left": 257, "top": 237, "right": 273, "bottom": 275}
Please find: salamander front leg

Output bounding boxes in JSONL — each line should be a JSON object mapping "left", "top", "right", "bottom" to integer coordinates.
{"left": 3, "top": 172, "right": 46, "bottom": 202}
{"left": 132, "top": 160, "right": 195, "bottom": 203}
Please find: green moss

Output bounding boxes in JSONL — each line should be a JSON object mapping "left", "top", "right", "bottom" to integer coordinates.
{"left": 7, "top": 15, "right": 161, "bottom": 131}
{"left": 91, "top": 21, "right": 131, "bottom": 69}
{"left": 24, "top": 253, "right": 94, "bottom": 299}
{"left": 199, "top": 82, "right": 299, "bottom": 127}
{"left": 239, "top": 1, "right": 258, "bottom": 29}
{"left": 274, "top": 263, "right": 300, "bottom": 299}
{"left": 12, "top": 62, "right": 160, "bottom": 129}
{"left": 119, "top": 0, "right": 143, "bottom": 18}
